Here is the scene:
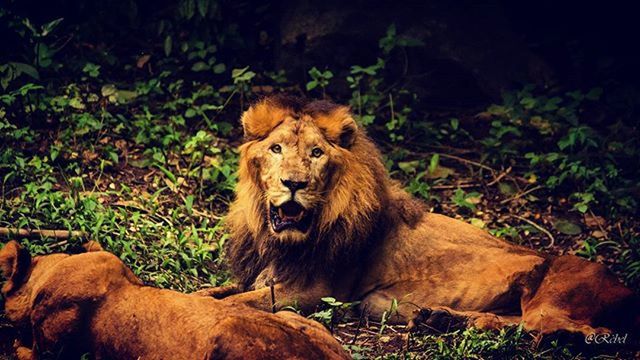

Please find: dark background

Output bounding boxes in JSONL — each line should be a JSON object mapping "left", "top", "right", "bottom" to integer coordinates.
{"left": 2, "top": 0, "right": 639, "bottom": 107}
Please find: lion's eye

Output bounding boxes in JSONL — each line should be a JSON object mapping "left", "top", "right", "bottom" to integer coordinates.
{"left": 270, "top": 144, "right": 282, "bottom": 154}
{"left": 311, "top": 147, "right": 324, "bottom": 158}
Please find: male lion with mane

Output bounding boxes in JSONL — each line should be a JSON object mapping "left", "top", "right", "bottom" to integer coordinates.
{"left": 208, "top": 95, "right": 639, "bottom": 339}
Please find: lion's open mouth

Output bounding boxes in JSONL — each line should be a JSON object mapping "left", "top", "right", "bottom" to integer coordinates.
{"left": 269, "top": 201, "right": 313, "bottom": 233}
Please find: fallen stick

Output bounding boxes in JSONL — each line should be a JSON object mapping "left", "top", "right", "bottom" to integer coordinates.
{"left": 500, "top": 185, "right": 543, "bottom": 205}
{"left": 0, "top": 228, "right": 87, "bottom": 239}
{"left": 509, "top": 215, "right": 555, "bottom": 248}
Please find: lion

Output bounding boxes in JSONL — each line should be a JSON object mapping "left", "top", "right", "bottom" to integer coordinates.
{"left": 0, "top": 240, "right": 349, "bottom": 360}
{"left": 203, "top": 95, "right": 639, "bottom": 342}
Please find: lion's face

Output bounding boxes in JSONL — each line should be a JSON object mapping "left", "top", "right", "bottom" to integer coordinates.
{"left": 0, "top": 241, "right": 69, "bottom": 324}
{"left": 237, "top": 98, "right": 358, "bottom": 243}
{"left": 247, "top": 116, "right": 339, "bottom": 241}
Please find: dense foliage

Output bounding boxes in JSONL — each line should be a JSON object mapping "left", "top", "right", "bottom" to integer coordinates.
{"left": 1, "top": 1, "right": 639, "bottom": 358}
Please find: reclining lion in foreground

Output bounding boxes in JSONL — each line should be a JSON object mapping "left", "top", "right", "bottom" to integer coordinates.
{"left": 0, "top": 241, "right": 349, "bottom": 360}
{"left": 207, "top": 95, "right": 639, "bottom": 340}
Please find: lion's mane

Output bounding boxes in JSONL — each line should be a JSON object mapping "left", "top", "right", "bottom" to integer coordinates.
{"left": 226, "top": 96, "right": 423, "bottom": 289}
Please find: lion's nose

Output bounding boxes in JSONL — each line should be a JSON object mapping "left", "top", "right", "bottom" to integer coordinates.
{"left": 281, "top": 179, "right": 308, "bottom": 193}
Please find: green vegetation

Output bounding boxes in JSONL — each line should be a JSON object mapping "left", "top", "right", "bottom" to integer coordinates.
{"left": 1, "top": 1, "right": 638, "bottom": 359}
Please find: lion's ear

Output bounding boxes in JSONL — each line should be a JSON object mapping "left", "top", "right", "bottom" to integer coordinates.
{"left": 0, "top": 241, "right": 31, "bottom": 293}
{"left": 241, "top": 99, "right": 291, "bottom": 140}
{"left": 82, "top": 240, "right": 103, "bottom": 252}
{"left": 314, "top": 106, "right": 358, "bottom": 148}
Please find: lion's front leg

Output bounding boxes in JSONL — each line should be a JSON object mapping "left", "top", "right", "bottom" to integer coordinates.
{"left": 408, "top": 306, "right": 516, "bottom": 332}
{"left": 13, "top": 339, "right": 36, "bottom": 360}
{"left": 223, "top": 281, "right": 332, "bottom": 313}
{"left": 192, "top": 284, "right": 243, "bottom": 299}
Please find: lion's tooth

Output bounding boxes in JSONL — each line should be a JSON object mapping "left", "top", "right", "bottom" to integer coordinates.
{"left": 278, "top": 207, "right": 284, "bottom": 218}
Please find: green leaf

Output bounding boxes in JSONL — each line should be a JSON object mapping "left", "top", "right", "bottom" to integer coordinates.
{"left": 424, "top": 165, "right": 455, "bottom": 179}
{"left": 164, "top": 35, "right": 173, "bottom": 57}
{"left": 82, "top": 63, "right": 101, "bottom": 78}
{"left": 398, "top": 160, "right": 420, "bottom": 174}
{"left": 191, "top": 61, "right": 209, "bottom": 72}
{"left": 69, "top": 97, "right": 85, "bottom": 110}
{"left": 231, "top": 66, "right": 249, "bottom": 78}
{"left": 185, "top": 195, "right": 194, "bottom": 214}
{"left": 428, "top": 154, "right": 439, "bottom": 174}
{"left": 36, "top": 44, "right": 53, "bottom": 68}
{"left": 520, "top": 97, "right": 537, "bottom": 109}
{"left": 306, "top": 81, "right": 318, "bottom": 91}
{"left": 11, "top": 62, "right": 39, "bottom": 80}
{"left": 197, "top": 0, "right": 209, "bottom": 17}
{"left": 231, "top": 66, "right": 255, "bottom": 84}
{"left": 101, "top": 85, "right": 137, "bottom": 104}
{"left": 212, "top": 63, "right": 226, "bottom": 74}
{"left": 22, "top": 18, "right": 37, "bottom": 36}
{"left": 41, "top": 18, "right": 64, "bottom": 36}
{"left": 585, "top": 87, "right": 603, "bottom": 101}
{"left": 450, "top": 118, "right": 459, "bottom": 130}
{"left": 114, "top": 90, "right": 137, "bottom": 104}
{"left": 498, "top": 182, "right": 516, "bottom": 195}
{"left": 321, "top": 297, "right": 336, "bottom": 302}
{"left": 553, "top": 219, "right": 582, "bottom": 235}
{"left": 156, "top": 164, "right": 177, "bottom": 183}
{"left": 101, "top": 84, "right": 117, "bottom": 97}
{"left": 469, "top": 218, "right": 486, "bottom": 229}
{"left": 179, "top": 0, "right": 195, "bottom": 20}
{"left": 50, "top": 147, "right": 60, "bottom": 161}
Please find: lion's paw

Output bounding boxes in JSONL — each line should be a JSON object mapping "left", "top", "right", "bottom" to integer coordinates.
{"left": 13, "top": 340, "right": 33, "bottom": 360}
{"left": 192, "top": 284, "right": 242, "bottom": 299}
{"left": 408, "top": 307, "right": 468, "bottom": 332}
{"left": 408, "top": 307, "right": 507, "bottom": 333}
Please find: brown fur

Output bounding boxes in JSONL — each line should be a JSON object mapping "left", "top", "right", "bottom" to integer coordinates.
{"left": 0, "top": 241, "right": 349, "bottom": 360}
{"left": 220, "top": 96, "right": 639, "bottom": 341}
{"left": 227, "top": 96, "right": 390, "bottom": 289}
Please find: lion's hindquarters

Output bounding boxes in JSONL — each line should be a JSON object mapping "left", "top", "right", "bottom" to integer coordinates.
{"left": 521, "top": 255, "right": 639, "bottom": 336}
{"left": 207, "top": 313, "right": 349, "bottom": 360}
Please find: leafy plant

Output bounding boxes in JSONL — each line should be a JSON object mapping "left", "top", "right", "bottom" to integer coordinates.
{"left": 482, "top": 86, "right": 639, "bottom": 215}
{"left": 306, "top": 67, "right": 333, "bottom": 98}
{"left": 231, "top": 66, "right": 256, "bottom": 109}
{"left": 308, "top": 297, "right": 360, "bottom": 330}
{"left": 82, "top": 62, "right": 101, "bottom": 78}
{"left": 451, "top": 188, "right": 482, "bottom": 212}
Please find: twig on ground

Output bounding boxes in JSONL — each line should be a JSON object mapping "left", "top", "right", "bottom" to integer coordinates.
{"left": 500, "top": 185, "right": 543, "bottom": 205}
{"left": 351, "top": 304, "right": 368, "bottom": 345}
{"left": 431, "top": 167, "right": 511, "bottom": 190}
{"left": 588, "top": 209, "right": 609, "bottom": 240}
{"left": 509, "top": 215, "right": 555, "bottom": 248}
{"left": 0, "top": 228, "right": 86, "bottom": 239}
{"left": 436, "top": 153, "right": 496, "bottom": 175}
{"left": 431, "top": 182, "right": 480, "bottom": 190}
{"left": 487, "top": 167, "right": 512, "bottom": 186}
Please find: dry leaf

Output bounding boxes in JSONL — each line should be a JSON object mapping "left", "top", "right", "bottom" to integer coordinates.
{"left": 584, "top": 213, "right": 606, "bottom": 228}
{"left": 425, "top": 165, "right": 456, "bottom": 179}
{"left": 115, "top": 139, "right": 128, "bottom": 150}
{"left": 136, "top": 54, "right": 151, "bottom": 68}
{"left": 470, "top": 218, "right": 486, "bottom": 229}
{"left": 82, "top": 150, "right": 98, "bottom": 162}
